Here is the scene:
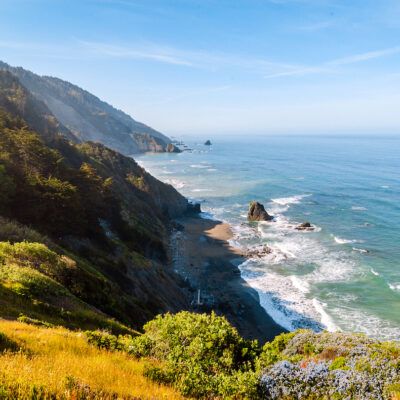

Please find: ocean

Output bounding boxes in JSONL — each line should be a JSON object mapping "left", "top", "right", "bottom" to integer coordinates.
{"left": 136, "top": 135, "right": 400, "bottom": 340}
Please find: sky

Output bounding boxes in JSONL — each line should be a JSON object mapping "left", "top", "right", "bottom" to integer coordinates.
{"left": 1, "top": 0, "right": 400, "bottom": 136}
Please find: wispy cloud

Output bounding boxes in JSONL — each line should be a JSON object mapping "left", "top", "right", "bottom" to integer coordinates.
{"left": 327, "top": 46, "right": 400, "bottom": 66}
{"left": 78, "top": 41, "right": 193, "bottom": 66}
{"left": 266, "top": 45, "right": 400, "bottom": 79}
{"left": 2, "top": 38, "right": 400, "bottom": 81}
{"left": 77, "top": 39, "right": 301, "bottom": 75}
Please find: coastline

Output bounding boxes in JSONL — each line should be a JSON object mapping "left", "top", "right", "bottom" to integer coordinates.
{"left": 171, "top": 215, "right": 285, "bottom": 343}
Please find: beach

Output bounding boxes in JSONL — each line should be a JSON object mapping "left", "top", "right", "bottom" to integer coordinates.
{"left": 172, "top": 216, "right": 285, "bottom": 343}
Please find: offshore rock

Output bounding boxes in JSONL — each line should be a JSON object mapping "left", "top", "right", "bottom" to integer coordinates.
{"left": 295, "top": 222, "right": 314, "bottom": 231}
{"left": 248, "top": 201, "right": 273, "bottom": 222}
{"left": 204, "top": 140, "right": 212, "bottom": 145}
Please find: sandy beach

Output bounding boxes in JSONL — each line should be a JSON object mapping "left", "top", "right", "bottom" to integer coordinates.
{"left": 172, "top": 216, "right": 285, "bottom": 343}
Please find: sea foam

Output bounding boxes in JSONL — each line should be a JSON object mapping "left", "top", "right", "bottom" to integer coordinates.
{"left": 271, "top": 194, "right": 311, "bottom": 206}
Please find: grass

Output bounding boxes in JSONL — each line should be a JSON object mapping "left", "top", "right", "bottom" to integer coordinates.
{"left": 0, "top": 319, "right": 183, "bottom": 399}
{"left": 0, "top": 241, "right": 133, "bottom": 334}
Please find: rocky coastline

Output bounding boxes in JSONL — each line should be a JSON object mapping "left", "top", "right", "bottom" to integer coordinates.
{"left": 169, "top": 213, "right": 285, "bottom": 343}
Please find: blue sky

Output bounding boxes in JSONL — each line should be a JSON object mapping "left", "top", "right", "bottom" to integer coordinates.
{"left": 1, "top": 0, "right": 400, "bottom": 135}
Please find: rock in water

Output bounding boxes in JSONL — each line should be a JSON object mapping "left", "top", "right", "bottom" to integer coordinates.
{"left": 248, "top": 201, "right": 273, "bottom": 221}
{"left": 295, "top": 222, "right": 314, "bottom": 231}
{"left": 166, "top": 143, "right": 182, "bottom": 153}
{"left": 204, "top": 140, "right": 212, "bottom": 145}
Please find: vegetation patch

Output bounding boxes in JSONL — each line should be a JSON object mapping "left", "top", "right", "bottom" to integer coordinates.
{"left": 0, "top": 320, "right": 183, "bottom": 399}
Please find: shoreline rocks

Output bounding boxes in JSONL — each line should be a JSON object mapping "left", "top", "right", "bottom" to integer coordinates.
{"left": 166, "top": 143, "right": 182, "bottom": 153}
{"left": 186, "top": 202, "right": 201, "bottom": 215}
{"left": 295, "top": 222, "right": 315, "bottom": 231}
{"left": 248, "top": 201, "right": 273, "bottom": 222}
{"left": 245, "top": 245, "right": 272, "bottom": 258}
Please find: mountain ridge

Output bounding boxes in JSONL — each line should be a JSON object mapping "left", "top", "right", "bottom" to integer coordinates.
{"left": 0, "top": 60, "right": 174, "bottom": 155}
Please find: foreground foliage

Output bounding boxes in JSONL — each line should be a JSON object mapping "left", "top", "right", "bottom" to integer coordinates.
{"left": 84, "top": 313, "right": 400, "bottom": 400}
{"left": 0, "top": 319, "right": 182, "bottom": 399}
{"left": 0, "top": 312, "right": 399, "bottom": 399}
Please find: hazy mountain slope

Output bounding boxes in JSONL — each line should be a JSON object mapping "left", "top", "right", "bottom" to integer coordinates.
{"left": 0, "top": 60, "right": 172, "bottom": 155}
{"left": 0, "top": 70, "right": 77, "bottom": 143}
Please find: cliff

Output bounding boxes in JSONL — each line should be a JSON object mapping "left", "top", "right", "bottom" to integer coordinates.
{"left": 0, "top": 69, "right": 191, "bottom": 331}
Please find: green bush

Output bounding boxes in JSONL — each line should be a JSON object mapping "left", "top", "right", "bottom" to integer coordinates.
{"left": 329, "top": 356, "right": 349, "bottom": 371}
{"left": 257, "top": 331, "right": 297, "bottom": 369}
{"left": 132, "top": 311, "right": 260, "bottom": 398}
{"left": 84, "top": 330, "right": 133, "bottom": 352}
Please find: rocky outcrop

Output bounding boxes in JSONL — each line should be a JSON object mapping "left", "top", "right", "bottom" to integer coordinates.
{"left": 186, "top": 202, "right": 201, "bottom": 214}
{"left": 166, "top": 143, "right": 182, "bottom": 153}
{"left": 295, "top": 222, "right": 314, "bottom": 231}
{"left": 204, "top": 140, "right": 212, "bottom": 145}
{"left": 248, "top": 201, "right": 273, "bottom": 221}
{"left": 245, "top": 244, "right": 272, "bottom": 258}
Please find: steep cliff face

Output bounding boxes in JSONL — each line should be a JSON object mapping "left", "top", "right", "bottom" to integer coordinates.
{"left": 0, "top": 60, "right": 172, "bottom": 155}
{"left": 0, "top": 70, "right": 192, "bottom": 331}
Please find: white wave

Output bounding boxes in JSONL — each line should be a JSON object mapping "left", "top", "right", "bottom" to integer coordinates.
{"left": 271, "top": 194, "right": 311, "bottom": 206}
{"left": 207, "top": 168, "right": 218, "bottom": 172}
{"left": 328, "top": 306, "right": 400, "bottom": 341}
{"left": 388, "top": 282, "right": 400, "bottom": 291}
{"left": 190, "top": 164, "right": 210, "bottom": 169}
{"left": 353, "top": 247, "right": 368, "bottom": 254}
{"left": 191, "top": 188, "right": 214, "bottom": 192}
{"left": 290, "top": 276, "right": 310, "bottom": 293}
{"left": 370, "top": 268, "right": 380, "bottom": 276}
{"left": 274, "top": 242, "right": 298, "bottom": 259}
{"left": 333, "top": 236, "right": 362, "bottom": 244}
{"left": 312, "top": 298, "right": 340, "bottom": 332}
{"left": 239, "top": 266, "right": 324, "bottom": 332}
{"left": 200, "top": 212, "right": 219, "bottom": 221}
{"left": 381, "top": 185, "right": 390, "bottom": 189}
{"left": 256, "top": 221, "right": 356, "bottom": 283}
{"left": 351, "top": 206, "right": 367, "bottom": 211}
{"left": 165, "top": 178, "right": 186, "bottom": 189}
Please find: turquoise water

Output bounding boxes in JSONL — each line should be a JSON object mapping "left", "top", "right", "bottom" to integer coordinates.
{"left": 137, "top": 135, "right": 400, "bottom": 340}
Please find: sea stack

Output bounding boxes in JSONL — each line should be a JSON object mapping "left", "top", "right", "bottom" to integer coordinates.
{"left": 204, "top": 140, "right": 212, "bottom": 145}
{"left": 247, "top": 201, "right": 273, "bottom": 221}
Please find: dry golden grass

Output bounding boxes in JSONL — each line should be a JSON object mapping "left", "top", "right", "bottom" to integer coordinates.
{"left": 0, "top": 319, "right": 183, "bottom": 399}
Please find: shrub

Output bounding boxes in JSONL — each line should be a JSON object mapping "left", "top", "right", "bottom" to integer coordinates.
{"left": 329, "top": 356, "right": 348, "bottom": 370}
{"left": 85, "top": 330, "right": 128, "bottom": 351}
{"left": 133, "top": 311, "right": 260, "bottom": 398}
{"left": 17, "top": 315, "right": 54, "bottom": 328}
{"left": 257, "top": 331, "right": 297, "bottom": 369}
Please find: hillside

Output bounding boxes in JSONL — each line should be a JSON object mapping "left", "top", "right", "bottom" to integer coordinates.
{"left": 0, "top": 60, "right": 174, "bottom": 155}
{"left": 0, "top": 69, "right": 195, "bottom": 332}
{"left": 0, "top": 319, "right": 183, "bottom": 399}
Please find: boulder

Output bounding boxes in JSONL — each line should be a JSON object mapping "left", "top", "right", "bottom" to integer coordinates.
{"left": 166, "top": 143, "right": 182, "bottom": 153}
{"left": 204, "top": 140, "right": 212, "bottom": 145}
{"left": 248, "top": 201, "right": 273, "bottom": 221}
{"left": 295, "top": 222, "right": 314, "bottom": 231}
